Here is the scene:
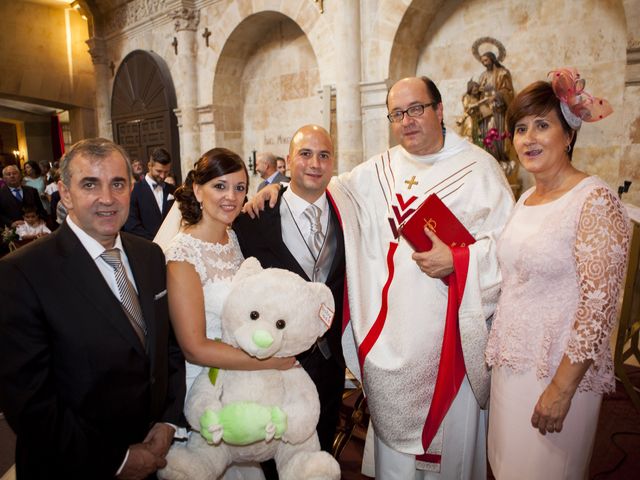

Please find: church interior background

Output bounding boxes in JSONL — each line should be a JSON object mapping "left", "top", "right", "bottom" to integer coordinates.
{"left": 1, "top": 1, "right": 640, "bottom": 478}
{"left": 1, "top": 0, "right": 639, "bottom": 204}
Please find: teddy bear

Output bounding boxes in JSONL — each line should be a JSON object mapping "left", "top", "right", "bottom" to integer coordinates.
{"left": 159, "top": 257, "right": 341, "bottom": 480}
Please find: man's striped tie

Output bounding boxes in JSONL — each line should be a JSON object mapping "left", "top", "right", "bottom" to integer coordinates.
{"left": 100, "top": 248, "right": 147, "bottom": 346}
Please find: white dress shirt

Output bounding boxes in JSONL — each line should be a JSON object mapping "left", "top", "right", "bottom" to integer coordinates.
{"left": 66, "top": 215, "right": 141, "bottom": 473}
{"left": 280, "top": 187, "right": 329, "bottom": 280}
{"left": 66, "top": 216, "right": 139, "bottom": 300}
{"left": 145, "top": 174, "right": 164, "bottom": 212}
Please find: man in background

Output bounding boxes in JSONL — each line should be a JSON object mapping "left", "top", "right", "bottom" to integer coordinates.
{"left": 276, "top": 156, "right": 288, "bottom": 178}
{"left": 256, "top": 152, "right": 289, "bottom": 191}
{"left": 0, "top": 164, "right": 47, "bottom": 228}
{"left": 124, "top": 147, "right": 175, "bottom": 240}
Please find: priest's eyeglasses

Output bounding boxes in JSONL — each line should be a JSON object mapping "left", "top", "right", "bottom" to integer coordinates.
{"left": 387, "top": 102, "right": 438, "bottom": 123}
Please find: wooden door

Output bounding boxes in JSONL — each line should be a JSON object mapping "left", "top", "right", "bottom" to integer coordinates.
{"left": 111, "top": 50, "right": 181, "bottom": 183}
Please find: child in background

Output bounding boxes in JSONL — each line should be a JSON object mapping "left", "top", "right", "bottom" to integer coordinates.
{"left": 16, "top": 205, "right": 51, "bottom": 240}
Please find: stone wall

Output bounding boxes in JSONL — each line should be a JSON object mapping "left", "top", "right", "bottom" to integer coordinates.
{"left": 0, "top": 2, "right": 94, "bottom": 110}
{"left": 241, "top": 18, "right": 322, "bottom": 160}
{"left": 413, "top": 0, "right": 627, "bottom": 195}
{"left": 92, "top": 0, "right": 638, "bottom": 204}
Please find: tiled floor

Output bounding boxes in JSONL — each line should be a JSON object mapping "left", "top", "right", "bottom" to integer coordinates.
{"left": 1, "top": 366, "right": 638, "bottom": 480}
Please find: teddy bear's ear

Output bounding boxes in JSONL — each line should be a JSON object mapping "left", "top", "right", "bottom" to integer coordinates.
{"left": 233, "top": 257, "right": 263, "bottom": 284}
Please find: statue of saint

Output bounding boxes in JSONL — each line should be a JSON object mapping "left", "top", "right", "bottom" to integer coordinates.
{"left": 470, "top": 39, "right": 515, "bottom": 164}
{"left": 458, "top": 79, "right": 490, "bottom": 144}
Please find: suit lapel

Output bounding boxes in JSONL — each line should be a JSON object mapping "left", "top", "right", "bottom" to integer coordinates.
{"left": 325, "top": 196, "right": 345, "bottom": 284}
{"left": 264, "top": 195, "right": 309, "bottom": 280}
{"left": 1, "top": 186, "right": 21, "bottom": 207}
{"left": 161, "top": 184, "right": 174, "bottom": 215}
{"left": 56, "top": 224, "right": 147, "bottom": 356}
{"left": 141, "top": 181, "right": 162, "bottom": 217}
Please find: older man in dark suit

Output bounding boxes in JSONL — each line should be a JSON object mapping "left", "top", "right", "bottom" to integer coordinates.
{"left": 235, "top": 126, "right": 346, "bottom": 460}
{"left": 124, "top": 148, "right": 175, "bottom": 240}
{"left": 0, "top": 164, "right": 47, "bottom": 228}
{"left": 0, "top": 138, "right": 185, "bottom": 479}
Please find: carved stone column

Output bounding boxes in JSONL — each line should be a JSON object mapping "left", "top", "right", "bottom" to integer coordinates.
{"left": 334, "top": 0, "right": 363, "bottom": 172}
{"left": 197, "top": 104, "right": 216, "bottom": 153}
{"left": 361, "top": 80, "right": 392, "bottom": 161}
{"left": 86, "top": 37, "right": 112, "bottom": 139}
{"left": 170, "top": 7, "right": 200, "bottom": 174}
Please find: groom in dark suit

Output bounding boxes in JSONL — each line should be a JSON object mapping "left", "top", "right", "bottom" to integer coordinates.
{"left": 124, "top": 147, "right": 175, "bottom": 240}
{"left": 234, "top": 125, "right": 346, "bottom": 459}
{"left": 0, "top": 138, "right": 185, "bottom": 479}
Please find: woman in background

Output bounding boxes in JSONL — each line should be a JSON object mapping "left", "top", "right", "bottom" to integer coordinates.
{"left": 485, "top": 68, "right": 630, "bottom": 479}
{"left": 23, "top": 160, "right": 49, "bottom": 213}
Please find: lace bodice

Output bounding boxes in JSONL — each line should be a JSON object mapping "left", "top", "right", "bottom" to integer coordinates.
{"left": 164, "top": 231, "right": 244, "bottom": 387}
{"left": 485, "top": 177, "right": 630, "bottom": 393}
{"left": 165, "top": 230, "right": 244, "bottom": 283}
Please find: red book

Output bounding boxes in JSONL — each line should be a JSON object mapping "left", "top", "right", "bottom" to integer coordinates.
{"left": 399, "top": 194, "right": 475, "bottom": 252}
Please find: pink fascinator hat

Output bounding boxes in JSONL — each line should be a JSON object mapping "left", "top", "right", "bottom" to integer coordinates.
{"left": 548, "top": 68, "right": 613, "bottom": 129}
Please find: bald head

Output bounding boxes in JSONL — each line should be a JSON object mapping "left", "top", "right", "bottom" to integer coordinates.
{"left": 256, "top": 152, "right": 277, "bottom": 179}
{"left": 287, "top": 124, "right": 334, "bottom": 203}
{"left": 289, "top": 125, "right": 334, "bottom": 158}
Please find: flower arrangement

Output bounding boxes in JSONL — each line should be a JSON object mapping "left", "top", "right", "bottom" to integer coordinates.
{"left": 482, "top": 128, "right": 510, "bottom": 152}
{"left": 2, "top": 226, "right": 19, "bottom": 251}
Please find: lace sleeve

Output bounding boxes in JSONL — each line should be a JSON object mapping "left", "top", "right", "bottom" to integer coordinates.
{"left": 566, "top": 187, "right": 630, "bottom": 363}
{"left": 165, "top": 236, "right": 198, "bottom": 268}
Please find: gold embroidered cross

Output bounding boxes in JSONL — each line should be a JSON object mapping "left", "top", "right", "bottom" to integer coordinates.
{"left": 404, "top": 176, "right": 418, "bottom": 189}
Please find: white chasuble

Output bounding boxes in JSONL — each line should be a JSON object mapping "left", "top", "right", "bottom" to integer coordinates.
{"left": 329, "top": 131, "right": 514, "bottom": 467}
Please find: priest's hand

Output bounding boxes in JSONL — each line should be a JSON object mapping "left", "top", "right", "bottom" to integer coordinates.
{"left": 411, "top": 228, "right": 453, "bottom": 278}
{"left": 243, "top": 184, "right": 281, "bottom": 218}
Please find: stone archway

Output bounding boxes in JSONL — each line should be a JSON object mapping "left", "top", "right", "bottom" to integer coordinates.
{"left": 387, "top": 0, "right": 447, "bottom": 83}
{"left": 211, "top": 11, "right": 322, "bottom": 192}
{"left": 111, "top": 50, "right": 181, "bottom": 183}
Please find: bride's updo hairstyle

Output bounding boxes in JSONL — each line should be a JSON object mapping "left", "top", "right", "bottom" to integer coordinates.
{"left": 175, "top": 147, "right": 249, "bottom": 226}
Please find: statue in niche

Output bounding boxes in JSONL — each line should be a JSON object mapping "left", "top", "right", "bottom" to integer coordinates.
{"left": 471, "top": 37, "right": 515, "bottom": 170}
{"left": 457, "top": 79, "right": 490, "bottom": 145}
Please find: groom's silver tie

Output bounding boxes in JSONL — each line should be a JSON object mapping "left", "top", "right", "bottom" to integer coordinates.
{"left": 303, "top": 204, "right": 324, "bottom": 260}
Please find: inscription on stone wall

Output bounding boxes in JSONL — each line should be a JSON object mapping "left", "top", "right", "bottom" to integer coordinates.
{"left": 264, "top": 135, "right": 292, "bottom": 146}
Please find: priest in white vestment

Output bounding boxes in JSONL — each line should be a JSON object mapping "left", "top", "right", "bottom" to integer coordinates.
{"left": 329, "top": 77, "right": 514, "bottom": 479}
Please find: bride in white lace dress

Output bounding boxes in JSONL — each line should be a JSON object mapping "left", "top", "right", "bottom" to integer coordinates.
{"left": 163, "top": 148, "right": 295, "bottom": 479}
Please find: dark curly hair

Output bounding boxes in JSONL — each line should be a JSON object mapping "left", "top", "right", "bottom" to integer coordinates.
{"left": 24, "top": 160, "right": 42, "bottom": 178}
{"left": 175, "top": 148, "right": 248, "bottom": 226}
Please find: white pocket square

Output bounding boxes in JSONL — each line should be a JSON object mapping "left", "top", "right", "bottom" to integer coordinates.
{"left": 167, "top": 194, "right": 175, "bottom": 201}
{"left": 154, "top": 290, "right": 167, "bottom": 300}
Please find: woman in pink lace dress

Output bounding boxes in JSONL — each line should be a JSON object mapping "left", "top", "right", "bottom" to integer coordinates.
{"left": 485, "top": 69, "right": 630, "bottom": 479}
